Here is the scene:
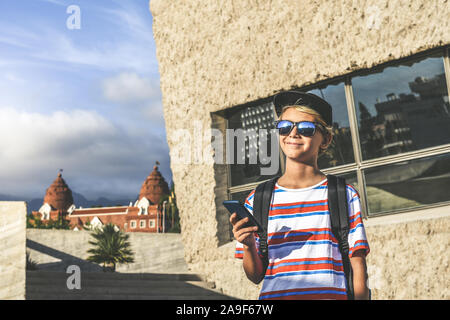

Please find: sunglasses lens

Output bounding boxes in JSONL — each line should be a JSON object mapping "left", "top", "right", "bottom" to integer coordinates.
{"left": 297, "top": 122, "right": 316, "bottom": 137}
{"left": 276, "top": 120, "right": 293, "bottom": 135}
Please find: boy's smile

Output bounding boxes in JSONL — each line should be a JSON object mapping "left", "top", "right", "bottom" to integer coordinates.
{"left": 285, "top": 141, "right": 303, "bottom": 147}
{"left": 279, "top": 108, "right": 324, "bottom": 161}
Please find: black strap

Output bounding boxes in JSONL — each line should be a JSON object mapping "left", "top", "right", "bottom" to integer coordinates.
{"left": 337, "top": 177, "right": 348, "bottom": 230}
{"left": 253, "top": 177, "right": 278, "bottom": 270}
{"left": 327, "top": 174, "right": 354, "bottom": 300}
{"left": 327, "top": 175, "right": 340, "bottom": 229}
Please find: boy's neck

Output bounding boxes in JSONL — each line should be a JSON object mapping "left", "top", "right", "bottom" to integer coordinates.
{"left": 278, "top": 158, "right": 326, "bottom": 189}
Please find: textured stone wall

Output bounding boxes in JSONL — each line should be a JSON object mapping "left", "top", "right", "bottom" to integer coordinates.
{"left": 0, "top": 202, "right": 27, "bottom": 300}
{"left": 150, "top": 0, "right": 450, "bottom": 299}
{"left": 364, "top": 213, "right": 449, "bottom": 300}
{"left": 26, "top": 229, "right": 189, "bottom": 273}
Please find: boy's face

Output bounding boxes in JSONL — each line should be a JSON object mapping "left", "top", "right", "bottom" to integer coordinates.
{"left": 279, "top": 108, "right": 325, "bottom": 162}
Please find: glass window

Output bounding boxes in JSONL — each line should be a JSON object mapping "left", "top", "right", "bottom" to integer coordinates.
{"left": 364, "top": 152, "right": 450, "bottom": 215}
{"left": 308, "top": 82, "right": 356, "bottom": 168}
{"left": 335, "top": 171, "right": 359, "bottom": 193}
{"left": 230, "top": 190, "right": 254, "bottom": 204}
{"left": 228, "top": 101, "right": 281, "bottom": 186}
{"left": 352, "top": 55, "right": 450, "bottom": 160}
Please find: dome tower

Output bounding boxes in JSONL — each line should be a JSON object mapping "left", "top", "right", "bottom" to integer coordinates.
{"left": 43, "top": 172, "right": 74, "bottom": 213}
{"left": 138, "top": 166, "right": 170, "bottom": 204}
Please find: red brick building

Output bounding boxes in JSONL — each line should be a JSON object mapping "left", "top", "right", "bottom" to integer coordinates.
{"left": 32, "top": 166, "right": 170, "bottom": 233}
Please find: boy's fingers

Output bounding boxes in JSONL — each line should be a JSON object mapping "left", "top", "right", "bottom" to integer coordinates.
{"left": 235, "top": 226, "right": 258, "bottom": 238}
{"left": 237, "top": 229, "right": 257, "bottom": 243}
{"left": 232, "top": 217, "right": 249, "bottom": 231}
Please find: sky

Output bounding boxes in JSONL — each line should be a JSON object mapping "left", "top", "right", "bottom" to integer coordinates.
{"left": 352, "top": 56, "right": 446, "bottom": 118}
{"left": 0, "top": 0, "right": 171, "bottom": 200}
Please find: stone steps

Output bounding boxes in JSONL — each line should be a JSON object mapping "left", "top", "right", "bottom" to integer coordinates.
{"left": 27, "top": 271, "right": 206, "bottom": 281}
{"left": 27, "top": 278, "right": 216, "bottom": 290}
{"left": 26, "top": 271, "right": 233, "bottom": 300}
{"left": 26, "top": 293, "right": 226, "bottom": 300}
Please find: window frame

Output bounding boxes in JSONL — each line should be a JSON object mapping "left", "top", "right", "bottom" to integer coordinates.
{"left": 225, "top": 46, "right": 450, "bottom": 219}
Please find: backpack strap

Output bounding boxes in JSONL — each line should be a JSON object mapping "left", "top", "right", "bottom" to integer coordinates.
{"left": 327, "top": 174, "right": 354, "bottom": 300}
{"left": 253, "top": 177, "right": 278, "bottom": 271}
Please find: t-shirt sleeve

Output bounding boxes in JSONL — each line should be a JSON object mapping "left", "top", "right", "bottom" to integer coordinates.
{"left": 234, "top": 189, "right": 260, "bottom": 259}
{"left": 346, "top": 185, "right": 370, "bottom": 258}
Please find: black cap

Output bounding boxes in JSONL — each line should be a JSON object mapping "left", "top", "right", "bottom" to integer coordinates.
{"left": 273, "top": 90, "right": 333, "bottom": 126}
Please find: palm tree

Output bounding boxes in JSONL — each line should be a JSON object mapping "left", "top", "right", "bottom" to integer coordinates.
{"left": 26, "top": 251, "right": 38, "bottom": 271}
{"left": 86, "top": 223, "right": 135, "bottom": 272}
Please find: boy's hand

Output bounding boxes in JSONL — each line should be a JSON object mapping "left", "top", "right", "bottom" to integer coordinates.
{"left": 230, "top": 213, "right": 258, "bottom": 248}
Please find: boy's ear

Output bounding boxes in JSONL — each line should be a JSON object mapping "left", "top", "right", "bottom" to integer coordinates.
{"left": 321, "top": 133, "right": 333, "bottom": 149}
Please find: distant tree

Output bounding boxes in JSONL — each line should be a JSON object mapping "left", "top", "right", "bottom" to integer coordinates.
{"left": 86, "top": 223, "right": 135, "bottom": 272}
{"left": 51, "top": 215, "right": 71, "bottom": 229}
{"left": 159, "top": 183, "right": 180, "bottom": 233}
{"left": 27, "top": 214, "right": 39, "bottom": 228}
{"left": 82, "top": 218, "right": 91, "bottom": 230}
{"left": 27, "top": 213, "right": 70, "bottom": 230}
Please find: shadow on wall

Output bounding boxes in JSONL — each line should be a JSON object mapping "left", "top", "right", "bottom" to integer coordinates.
{"left": 26, "top": 239, "right": 103, "bottom": 272}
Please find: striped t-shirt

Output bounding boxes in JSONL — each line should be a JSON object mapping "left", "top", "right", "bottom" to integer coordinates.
{"left": 235, "top": 178, "right": 370, "bottom": 300}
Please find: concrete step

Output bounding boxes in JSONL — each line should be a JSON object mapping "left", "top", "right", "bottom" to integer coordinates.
{"left": 25, "top": 293, "right": 230, "bottom": 300}
{"left": 26, "top": 271, "right": 234, "bottom": 300}
{"left": 26, "top": 271, "right": 205, "bottom": 282}
{"left": 26, "top": 278, "right": 216, "bottom": 290}
{"left": 26, "top": 283, "right": 221, "bottom": 296}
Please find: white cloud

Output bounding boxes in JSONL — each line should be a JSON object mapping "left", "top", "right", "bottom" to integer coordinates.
{"left": 0, "top": 107, "right": 114, "bottom": 158}
{"left": 102, "top": 72, "right": 159, "bottom": 103}
{"left": 40, "top": 0, "right": 66, "bottom": 6}
{"left": 100, "top": 2, "right": 154, "bottom": 41}
{"left": 3, "top": 72, "right": 25, "bottom": 84}
{"left": 101, "top": 72, "right": 165, "bottom": 126}
{"left": 0, "top": 107, "right": 170, "bottom": 199}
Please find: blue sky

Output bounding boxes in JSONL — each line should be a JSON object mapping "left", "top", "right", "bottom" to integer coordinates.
{"left": 0, "top": 0, "right": 171, "bottom": 200}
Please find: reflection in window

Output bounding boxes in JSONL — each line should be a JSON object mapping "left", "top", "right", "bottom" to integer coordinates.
{"left": 352, "top": 55, "right": 450, "bottom": 160}
{"left": 230, "top": 190, "right": 253, "bottom": 204}
{"left": 336, "top": 171, "right": 359, "bottom": 193}
{"left": 308, "top": 83, "right": 355, "bottom": 168}
{"left": 364, "top": 153, "right": 450, "bottom": 215}
{"left": 228, "top": 102, "right": 281, "bottom": 186}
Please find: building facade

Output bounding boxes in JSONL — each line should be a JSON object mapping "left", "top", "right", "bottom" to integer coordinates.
{"left": 150, "top": 0, "right": 450, "bottom": 299}
{"left": 32, "top": 166, "right": 170, "bottom": 233}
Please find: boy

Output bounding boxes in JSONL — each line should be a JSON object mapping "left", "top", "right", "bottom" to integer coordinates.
{"left": 230, "top": 91, "right": 370, "bottom": 300}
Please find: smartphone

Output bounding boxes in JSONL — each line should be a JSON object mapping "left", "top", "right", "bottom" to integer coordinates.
{"left": 223, "top": 200, "right": 264, "bottom": 233}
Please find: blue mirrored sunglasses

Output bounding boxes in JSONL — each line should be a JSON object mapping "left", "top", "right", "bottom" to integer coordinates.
{"left": 274, "top": 120, "right": 324, "bottom": 137}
